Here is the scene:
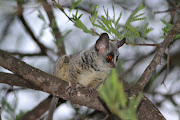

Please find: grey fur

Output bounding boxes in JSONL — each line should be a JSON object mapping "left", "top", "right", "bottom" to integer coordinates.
{"left": 46, "top": 33, "right": 125, "bottom": 120}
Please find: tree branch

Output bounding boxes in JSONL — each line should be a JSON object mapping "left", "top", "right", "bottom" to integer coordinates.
{"left": 136, "top": 16, "right": 180, "bottom": 91}
{"left": 154, "top": 5, "right": 180, "bottom": 14}
{"left": 17, "top": 2, "right": 47, "bottom": 55}
{"left": 0, "top": 49, "right": 166, "bottom": 120}
{"left": 0, "top": 16, "right": 15, "bottom": 44}
{"left": 18, "top": 96, "right": 66, "bottom": 120}
{"left": 19, "top": 96, "right": 52, "bottom": 120}
{"left": 42, "top": 0, "right": 65, "bottom": 56}
{"left": 121, "top": 49, "right": 156, "bottom": 78}
{"left": 0, "top": 72, "right": 39, "bottom": 90}
{"left": 0, "top": 72, "right": 66, "bottom": 120}
{"left": 0, "top": 49, "right": 105, "bottom": 112}
{"left": 9, "top": 52, "right": 46, "bottom": 58}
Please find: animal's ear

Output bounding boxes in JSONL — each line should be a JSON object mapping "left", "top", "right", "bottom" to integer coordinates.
{"left": 95, "top": 33, "right": 109, "bottom": 54}
{"left": 116, "top": 38, "right": 126, "bottom": 48}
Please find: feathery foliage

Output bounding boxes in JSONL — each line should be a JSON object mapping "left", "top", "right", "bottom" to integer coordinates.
{"left": 93, "top": 5, "right": 123, "bottom": 39}
{"left": 69, "top": 3, "right": 153, "bottom": 43}
{"left": 99, "top": 69, "right": 143, "bottom": 120}
{"left": 123, "top": 4, "right": 153, "bottom": 42}
{"left": 54, "top": 0, "right": 153, "bottom": 42}
{"left": 71, "top": 0, "right": 82, "bottom": 10}
{"left": 161, "top": 19, "right": 180, "bottom": 40}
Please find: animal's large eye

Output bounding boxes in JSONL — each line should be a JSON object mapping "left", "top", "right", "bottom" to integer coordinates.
{"left": 106, "top": 54, "right": 113, "bottom": 62}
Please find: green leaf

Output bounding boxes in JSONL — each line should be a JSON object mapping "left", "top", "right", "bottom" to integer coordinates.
{"left": 50, "top": 18, "right": 58, "bottom": 31}
{"left": 94, "top": 20, "right": 110, "bottom": 33}
{"left": 160, "top": 19, "right": 180, "bottom": 40}
{"left": 122, "top": 3, "right": 152, "bottom": 43}
{"left": 142, "top": 23, "right": 153, "bottom": 39}
{"left": 74, "top": 20, "right": 93, "bottom": 34}
{"left": 72, "top": 9, "right": 83, "bottom": 21}
{"left": 77, "top": 14, "right": 83, "bottom": 19}
{"left": 125, "top": 4, "right": 145, "bottom": 25}
{"left": 101, "top": 16, "right": 111, "bottom": 30}
{"left": 134, "top": 93, "right": 143, "bottom": 109}
{"left": 38, "top": 10, "right": 45, "bottom": 22}
{"left": 161, "top": 19, "right": 174, "bottom": 35}
{"left": 175, "top": 33, "right": 180, "bottom": 39}
{"left": 161, "top": 19, "right": 173, "bottom": 29}
{"left": 126, "top": 25, "right": 140, "bottom": 37}
{"left": 132, "top": 13, "right": 146, "bottom": 22}
{"left": 115, "top": 12, "right": 122, "bottom": 28}
{"left": 71, "top": 0, "right": 82, "bottom": 10}
{"left": 112, "top": 4, "right": 115, "bottom": 23}
{"left": 99, "top": 69, "right": 143, "bottom": 120}
{"left": 89, "top": 4, "right": 98, "bottom": 25}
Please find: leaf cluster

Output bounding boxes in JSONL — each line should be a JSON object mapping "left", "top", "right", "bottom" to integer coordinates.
{"left": 71, "top": 0, "right": 82, "bottom": 10}
{"left": 161, "top": 19, "right": 180, "bottom": 40}
{"left": 92, "top": 5, "right": 123, "bottom": 39}
{"left": 123, "top": 4, "right": 153, "bottom": 42}
{"left": 70, "top": 3, "right": 153, "bottom": 43}
{"left": 99, "top": 69, "right": 143, "bottom": 120}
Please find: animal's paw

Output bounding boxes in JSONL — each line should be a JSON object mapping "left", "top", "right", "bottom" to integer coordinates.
{"left": 87, "top": 88, "right": 96, "bottom": 94}
{"left": 66, "top": 85, "right": 77, "bottom": 96}
{"left": 77, "top": 87, "right": 96, "bottom": 96}
{"left": 66, "top": 84, "right": 83, "bottom": 96}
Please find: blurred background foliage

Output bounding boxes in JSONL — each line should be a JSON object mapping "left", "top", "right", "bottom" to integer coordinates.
{"left": 0, "top": 0, "right": 180, "bottom": 120}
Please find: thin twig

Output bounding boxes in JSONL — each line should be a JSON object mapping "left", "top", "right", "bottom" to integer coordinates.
{"left": 154, "top": 5, "right": 180, "bottom": 14}
{"left": 121, "top": 49, "right": 156, "bottom": 78}
{"left": 42, "top": 0, "right": 66, "bottom": 56}
{"left": 17, "top": 2, "right": 47, "bottom": 55}
{"left": 52, "top": 0, "right": 74, "bottom": 23}
{"left": 127, "top": 42, "right": 159, "bottom": 47}
{"left": 0, "top": 16, "right": 14, "bottom": 44}
{"left": 10, "top": 52, "right": 46, "bottom": 57}
{"left": 52, "top": 0, "right": 100, "bottom": 36}
{"left": 161, "top": 47, "right": 170, "bottom": 84}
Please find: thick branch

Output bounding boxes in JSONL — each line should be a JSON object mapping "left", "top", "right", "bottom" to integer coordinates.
{"left": 0, "top": 49, "right": 105, "bottom": 112}
{"left": 0, "top": 72, "right": 39, "bottom": 90}
{"left": 19, "top": 96, "right": 52, "bottom": 120}
{"left": 19, "top": 95, "right": 66, "bottom": 120}
{"left": 9, "top": 52, "right": 46, "bottom": 57}
{"left": 18, "top": 95, "right": 65, "bottom": 120}
{"left": 0, "top": 50, "right": 166, "bottom": 120}
{"left": 0, "top": 73, "right": 66, "bottom": 120}
{"left": 136, "top": 16, "right": 180, "bottom": 91}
